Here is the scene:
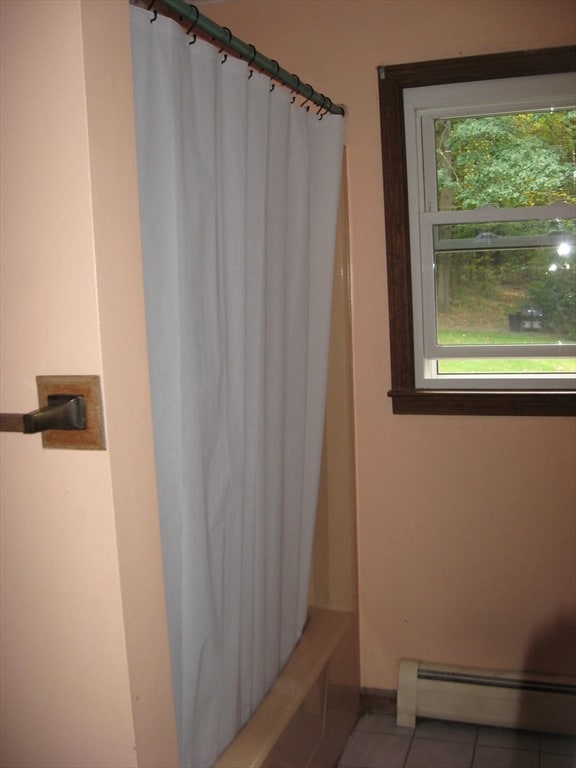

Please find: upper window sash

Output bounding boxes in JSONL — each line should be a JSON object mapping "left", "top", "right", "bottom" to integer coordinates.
{"left": 405, "top": 72, "right": 576, "bottom": 218}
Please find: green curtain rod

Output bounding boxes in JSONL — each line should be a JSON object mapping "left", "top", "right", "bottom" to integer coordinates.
{"left": 145, "top": 0, "right": 345, "bottom": 116}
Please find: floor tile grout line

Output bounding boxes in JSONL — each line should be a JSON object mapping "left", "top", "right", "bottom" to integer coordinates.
{"left": 470, "top": 723, "right": 479, "bottom": 768}
{"left": 401, "top": 724, "right": 416, "bottom": 768}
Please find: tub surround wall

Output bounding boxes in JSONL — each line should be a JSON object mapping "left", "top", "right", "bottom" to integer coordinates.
{"left": 310, "top": 158, "right": 358, "bottom": 619}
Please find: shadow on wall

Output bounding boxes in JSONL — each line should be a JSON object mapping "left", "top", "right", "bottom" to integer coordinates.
{"left": 523, "top": 608, "right": 576, "bottom": 680}
{"left": 517, "top": 607, "right": 576, "bottom": 751}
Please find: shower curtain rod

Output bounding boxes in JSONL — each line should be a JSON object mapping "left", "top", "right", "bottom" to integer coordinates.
{"left": 141, "top": 0, "right": 346, "bottom": 116}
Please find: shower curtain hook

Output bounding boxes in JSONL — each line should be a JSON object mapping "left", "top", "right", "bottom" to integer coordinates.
{"left": 317, "top": 95, "right": 332, "bottom": 119}
{"left": 301, "top": 85, "right": 314, "bottom": 111}
{"left": 247, "top": 44, "right": 257, "bottom": 78}
{"left": 147, "top": 0, "right": 158, "bottom": 21}
{"left": 289, "top": 74, "right": 301, "bottom": 103}
{"left": 268, "top": 60, "right": 280, "bottom": 93}
{"left": 186, "top": 5, "right": 200, "bottom": 37}
{"left": 218, "top": 27, "right": 232, "bottom": 63}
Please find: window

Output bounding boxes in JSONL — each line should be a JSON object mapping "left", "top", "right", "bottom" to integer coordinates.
{"left": 378, "top": 47, "right": 576, "bottom": 415}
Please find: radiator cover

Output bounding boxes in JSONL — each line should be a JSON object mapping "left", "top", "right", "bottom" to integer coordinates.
{"left": 397, "top": 659, "right": 576, "bottom": 736}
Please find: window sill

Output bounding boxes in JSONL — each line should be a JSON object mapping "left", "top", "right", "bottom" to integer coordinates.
{"left": 388, "top": 389, "right": 576, "bottom": 416}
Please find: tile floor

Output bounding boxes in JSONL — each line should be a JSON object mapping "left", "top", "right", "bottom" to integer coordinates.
{"left": 337, "top": 715, "right": 576, "bottom": 768}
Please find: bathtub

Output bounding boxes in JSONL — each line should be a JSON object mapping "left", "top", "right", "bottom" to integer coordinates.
{"left": 213, "top": 607, "right": 359, "bottom": 768}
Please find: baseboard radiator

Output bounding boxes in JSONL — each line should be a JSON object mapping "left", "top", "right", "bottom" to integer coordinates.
{"left": 397, "top": 659, "right": 576, "bottom": 736}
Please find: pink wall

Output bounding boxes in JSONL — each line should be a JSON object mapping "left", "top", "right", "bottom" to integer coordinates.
{"left": 206, "top": 0, "right": 576, "bottom": 691}
{"left": 0, "top": 2, "right": 178, "bottom": 765}
{"left": 1, "top": 5, "right": 573, "bottom": 766}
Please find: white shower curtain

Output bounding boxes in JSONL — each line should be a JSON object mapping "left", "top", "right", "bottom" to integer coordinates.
{"left": 130, "top": 7, "right": 344, "bottom": 766}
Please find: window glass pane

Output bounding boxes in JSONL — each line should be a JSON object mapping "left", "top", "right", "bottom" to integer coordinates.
{"left": 435, "top": 109, "right": 576, "bottom": 212}
{"left": 434, "top": 221, "right": 576, "bottom": 345}
{"left": 437, "top": 358, "right": 576, "bottom": 375}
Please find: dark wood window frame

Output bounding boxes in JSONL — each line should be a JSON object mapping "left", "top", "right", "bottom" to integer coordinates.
{"left": 378, "top": 46, "right": 576, "bottom": 416}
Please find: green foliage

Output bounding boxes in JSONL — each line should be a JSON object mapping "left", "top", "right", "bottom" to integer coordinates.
{"left": 436, "top": 110, "right": 576, "bottom": 209}
{"left": 434, "top": 109, "right": 576, "bottom": 333}
{"left": 525, "top": 266, "right": 576, "bottom": 340}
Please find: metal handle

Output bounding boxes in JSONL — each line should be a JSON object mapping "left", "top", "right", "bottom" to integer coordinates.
{"left": 0, "top": 395, "right": 86, "bottom": 434}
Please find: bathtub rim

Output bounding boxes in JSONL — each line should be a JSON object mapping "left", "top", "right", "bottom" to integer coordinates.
{"left": 213, "top": 607, "right": 356, "bottom": 768}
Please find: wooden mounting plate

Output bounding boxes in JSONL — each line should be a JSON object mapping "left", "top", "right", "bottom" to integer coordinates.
{"left": 37, "top": 375, "right": 106, "bottom": 450}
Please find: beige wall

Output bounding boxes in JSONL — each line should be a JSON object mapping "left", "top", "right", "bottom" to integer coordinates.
{"left": 205, "top": 0, "right": 576, "bottom": 690}
{"left": 0, "top": 1, "right": 178, "bottom": 765}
